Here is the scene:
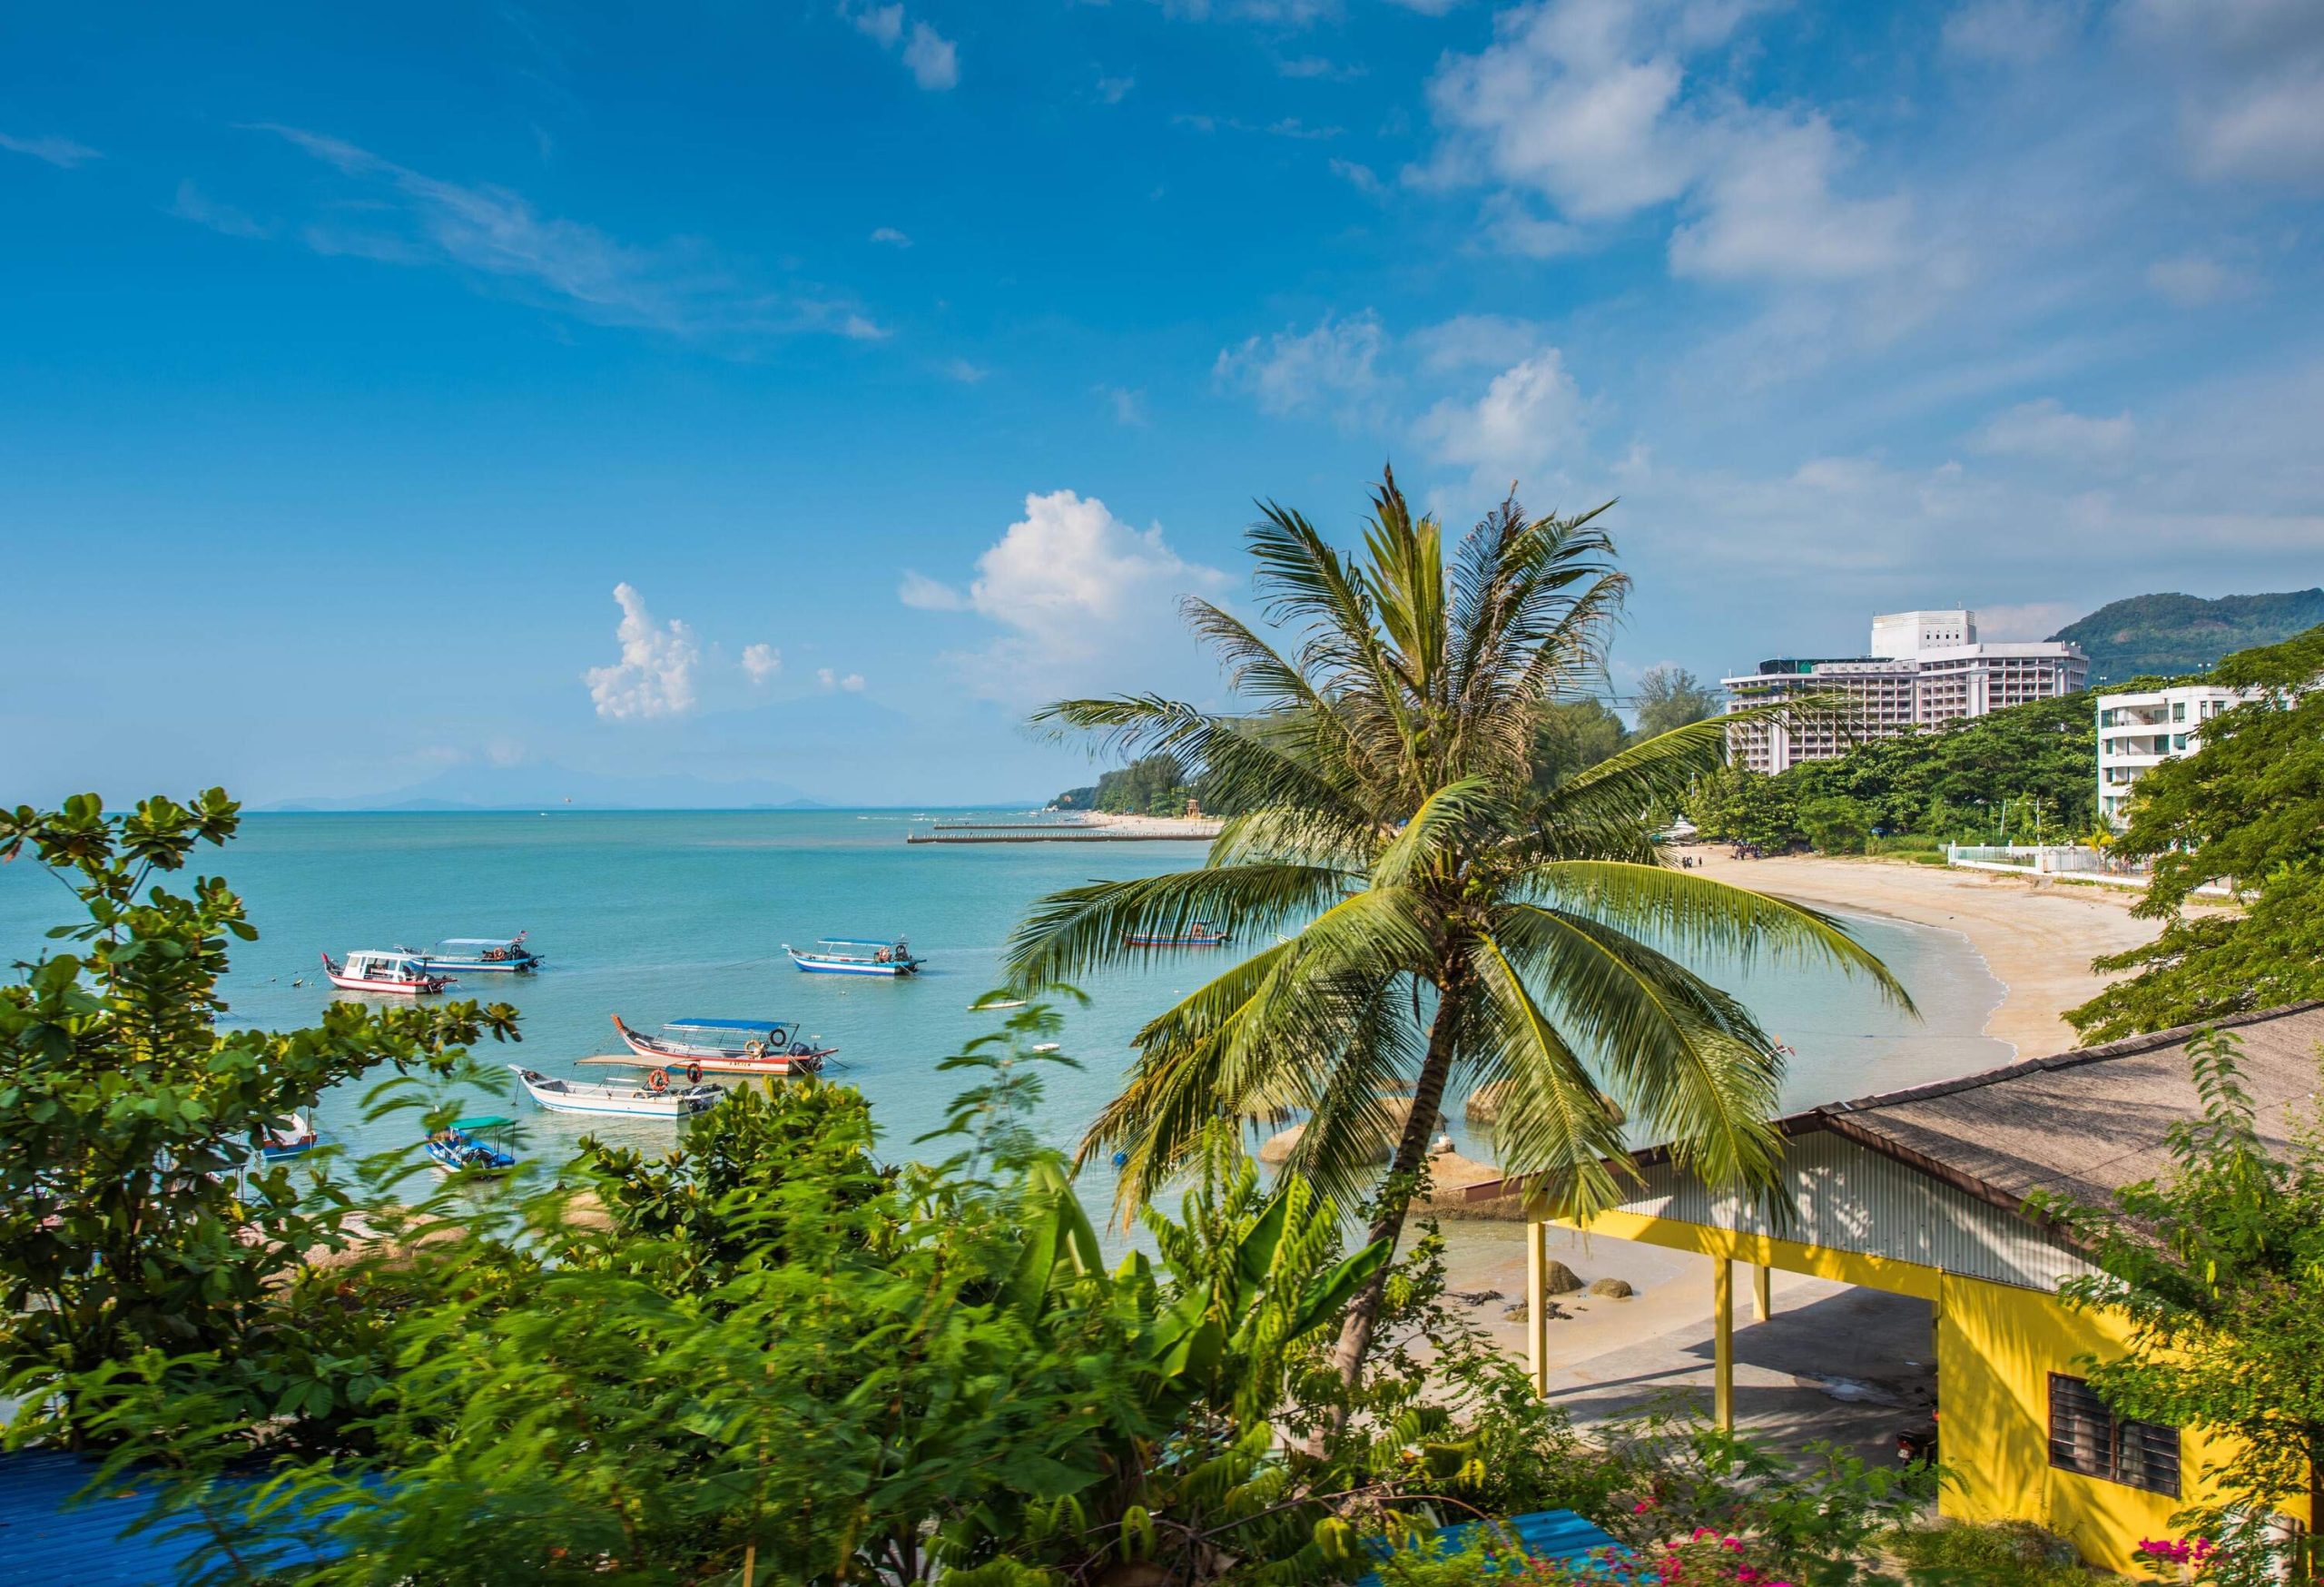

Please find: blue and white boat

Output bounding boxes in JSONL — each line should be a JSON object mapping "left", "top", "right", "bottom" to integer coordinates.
{"left": 426, "top": 1116, "right": 518, "bottom": 1175}
{"left": 784, "top": 936, "right": 922, "bottom": 977}
{"left": 259, "top": 1113, "right": 320, "bottom": 1161}
{"left": 412, "top": 933, "right": 543, "bottom": 974}
{"left": 508, "top": 1064, "right": 721, "bottom": 1119}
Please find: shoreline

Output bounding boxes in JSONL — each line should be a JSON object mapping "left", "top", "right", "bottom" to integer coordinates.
{"left": 1677, "top": 847, "right": 2163, "bottom": 1060}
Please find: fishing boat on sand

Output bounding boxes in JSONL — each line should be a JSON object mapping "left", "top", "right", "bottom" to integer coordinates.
{"left": 426, "top": 1116, "right": 518, "bottom": 1175}
{"left": 1124, "top": 922, "right": 1232, "bottom": 948}
{"left": 411, "top": 933, "right": 544, "bottom": 974}
{"left": 784, "top": 936, "right": 921, "bottom": 977}
{"left": 599, "top": 1015, "right": 833, "bottom": 1076}
{"left": 508, "top": 1065, "right": 721, "bottom": 1119}
{"left": 320, "top": 950, "right": 454, "bottom": 995}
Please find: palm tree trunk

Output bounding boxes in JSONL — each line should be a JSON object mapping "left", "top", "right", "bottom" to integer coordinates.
{"left": 1326, "top": 959, "right": 1466, "bottom": 1403}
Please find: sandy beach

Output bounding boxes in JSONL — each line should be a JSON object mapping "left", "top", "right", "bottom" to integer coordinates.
{"left": 1678, "top": 848, "right": 2164, "bottom": 1061}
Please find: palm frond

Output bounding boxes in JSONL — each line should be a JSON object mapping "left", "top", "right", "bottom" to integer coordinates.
{"left": 1464, "top": 936, "right": 1631, "bottom": 1217}
{"left": 1371, "top": 775, "right": 1502, "bottom": 890}
{"left": 1522, "top": 861, "right": 1914, "bottom": 1010}
{"left": 1006, "top": 863, "right": 1350, "bottom": 990}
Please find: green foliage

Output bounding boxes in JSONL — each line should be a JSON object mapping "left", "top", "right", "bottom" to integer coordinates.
{"left": 1787, "top": 691, "right": 2100, "bottom": 842}
{"left": 1012, "top": 470, "right": 1903, "bottom": 1396}
{"left": 1053, "top": 754, "right": 1204, "bottom": 816}
{"left": 1633, "top": 665, "right": 1720, "bottom": 740}
{"left": 1684, "top": 766, "right": 1801, "bottom": 851}
{"left": 1797, "top": 796, "right": 1872, "bottom": 856}
{"left": 1531, "top": 700, "right": 1630, "bottom": 792}
{"left": 2052, "top": 589, "right": 2324, "bottom": 685}
{"left": 2067, "top": 625, "right": 2324, "bottom": 1040}
{"left": 0, "top": 790, "right": 516, "bottom": 1454}
{"left": 2043, "top": 1028, "right": 2324, "bottom": 1583}
{"left": 1881, "top": 1519, "right": 2095, "bottom": 1585}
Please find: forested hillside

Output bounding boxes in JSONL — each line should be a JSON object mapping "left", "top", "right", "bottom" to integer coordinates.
{"left": 2051, "top": 589, "right": 2324, "bottom": 683}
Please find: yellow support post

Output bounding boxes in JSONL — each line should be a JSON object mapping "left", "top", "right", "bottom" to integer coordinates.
{"left": 1752, "top": 1262, "right": 1772, "bottom": 1325}
{"left": 1712, "top": 1257, "right": 1735, "bottom": 1430}
{"left": 1526, "top": 1220, "right": 1551, "bottom": 1396}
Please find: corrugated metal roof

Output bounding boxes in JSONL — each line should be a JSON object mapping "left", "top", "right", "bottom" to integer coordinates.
{"left": 0, "top": 1453, "right": 334, "bottom": 1585}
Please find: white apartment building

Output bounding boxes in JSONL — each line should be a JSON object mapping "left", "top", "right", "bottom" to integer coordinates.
{"left": 2095, "top": 683, "right": 2248, "bottom": 826}
{"left": 1725, "top": 609, "right": 2089, "bottom": 774}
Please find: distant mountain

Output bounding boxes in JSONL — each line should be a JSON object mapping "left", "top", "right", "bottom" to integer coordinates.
{"left": 262, "top": 763, "right": 823, "bottom": 813}
{"left": 2049, "top": 589, "right": 2324, "bottom": 684}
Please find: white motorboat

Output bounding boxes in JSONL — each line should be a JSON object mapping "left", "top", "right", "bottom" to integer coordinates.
{"left": 507, "top": 1064, "right": 721, "bottom": 1119}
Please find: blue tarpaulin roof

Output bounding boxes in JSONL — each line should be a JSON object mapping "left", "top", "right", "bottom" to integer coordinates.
{"left": 818, "top": 938, "right": 901, "bottom": 947}
{"left": 1355, "top": 1509, "right": 1624, "bottom": 1587}
{"left": 438, "top": 938, "right": 525, "bottom": 947}
{"left": 670, "top": 1017, "right": 792, "bottom": 1031}
{"left": 0, "top": 1452, "right": 338, "bottom": 1585}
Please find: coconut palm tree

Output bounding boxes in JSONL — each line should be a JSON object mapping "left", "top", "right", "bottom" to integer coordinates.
{"left": 1006, "top": 470, "right": 1908, "bottom": 1392}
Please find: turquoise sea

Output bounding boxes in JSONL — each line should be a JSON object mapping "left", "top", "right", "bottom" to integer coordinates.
{"left": 0, "top": 810, "right": 2009, "bottom": 1218}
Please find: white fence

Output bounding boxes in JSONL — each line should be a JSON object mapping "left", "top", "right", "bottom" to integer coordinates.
{"left": 1945, "top": 844, "right": 2231, "bottom": 897}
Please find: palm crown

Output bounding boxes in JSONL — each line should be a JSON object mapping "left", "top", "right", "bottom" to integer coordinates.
{"left": 1007, "top": 471, "right": 1908, "bottom": 1383}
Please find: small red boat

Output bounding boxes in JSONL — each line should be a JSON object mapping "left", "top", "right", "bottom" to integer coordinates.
{"left": 320, "top": 950, "right": 454, "bottom": 995}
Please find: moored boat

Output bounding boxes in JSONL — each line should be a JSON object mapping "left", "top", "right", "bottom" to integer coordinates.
{"left": 427, "top": 1116, "right": 518, "bottom": 1175}
{"left": 259, "top": 1113, "right": 320, "bottom": 1161}
{"left": 412, "top": 933, "right": 544, "bottom": 974}
{"left": 602, "top": 1015, "right": 833, "bottom": 1076}
{"left": 784, "top": 936, "right": 921, "bottom": 976}
{"left": 1124, "top": 921, "right": 1232, "bottom": 948}
{"left": 320, "top": 951, "right": 454, "bottom": 995}
{"left": 507, "top": 1064, "right": 721, "bottom": 1119}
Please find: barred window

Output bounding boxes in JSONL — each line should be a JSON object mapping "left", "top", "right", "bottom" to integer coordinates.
{"left": 2048, "top": 1374, "right": 2181, "bottom": 1497}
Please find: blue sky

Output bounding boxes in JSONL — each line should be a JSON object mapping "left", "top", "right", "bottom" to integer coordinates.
{"left": 4, "top": 0, "right": 2320, "bottom": 806}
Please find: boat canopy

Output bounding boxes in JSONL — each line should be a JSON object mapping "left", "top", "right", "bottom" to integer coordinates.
{"left": 449, "top": 1115, "right": 516, "bottom": 1131}
{"left": 438, "top": 937, "right": 526, "bottom": 948}
{"left": 669, "top": 1017, "right": 793, "bottom": 1032}
{"left": 820, "top": 938, "right": 902, "bottom": 948}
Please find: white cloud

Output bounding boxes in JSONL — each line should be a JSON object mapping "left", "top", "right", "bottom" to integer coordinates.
{"left": 169, "top": 180, "right": 271, "bottom": 240}
{"left": 839, "top": 2, "right": 957, "bottom": 88}
{"left": 898, "top": 570, "right": 970, "bottom": 610}
{"left": 1385, "top": 0, "right": 1466, "bottom": 11}
{"left": 584, "top": 584, "right": 700, "bottom": 721}
{"left": 870, "top": 226, "right": 912, "bottom": 246}
{"left": 1972, "top": 600, "right": 2079, "bottom": 640}
{"left": 1212, "top": 311, "right": 1387, "bottom": 421}
{"left": 1420, "top": 0, "right": 1913, "bottom": 281}
{"left": 1329, "top": 157, "right": 1386, "bottom": 195}
{"left": 903, "top": 23, "right": 960, "bottom": 89}
{"left": 1969, "top": 398, "right": 2134, "bottom": 463}
{"left": 0, "top": 131, "right": 101, "bottom": 168}
{"left": 1280, "top": 55, "right": 1366, "bottom": 80}
{"left": 1416, "top": 351, "right": 1586, "bottom": 488}
{"left": 2126, "top": 0, "right": 2324, "bottom": 184}
{"left": 845, "top": 3, "right": 904, "bottom": 44}
{"left": 943, "top": 357, "right": 989, "bottom": 383}
{"left": 914, "top": 489, "right": 1228, "bottom": 702}
{"left": 1096, "top": 74, "right": 1137, "bottom": 104}
{"left": 1941, "top": 0, "right": 2087, "bottom": 64}
{"left": 742, "top": 643, "right": 782, "bottom": 684}
{"left": 1098, "top": 384, "right": 1147, "bottom": 424}
{"left": 254, "top": 125, "right": 884, "bottom": 344}
{"left": 816, "top": 667, "right": 867, "bottom": 692}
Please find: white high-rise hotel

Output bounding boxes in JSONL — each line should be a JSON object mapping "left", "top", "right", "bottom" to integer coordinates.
{"left": 1723, "top": 610, "right": 2090, "bottom": 774}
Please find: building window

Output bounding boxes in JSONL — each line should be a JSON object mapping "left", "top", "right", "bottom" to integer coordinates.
{"left": 2048, "top": 1374, "right": 2181, "bottom": 1496}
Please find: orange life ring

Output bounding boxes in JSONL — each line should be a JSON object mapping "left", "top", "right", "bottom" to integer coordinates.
{"left": 646, "top": 1067, "right": 670, "bottom": 1093}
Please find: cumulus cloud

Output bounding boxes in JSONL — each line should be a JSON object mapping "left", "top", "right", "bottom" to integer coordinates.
{"left": 1409, "top": 313, "right": 1550, "bottom": 373}
{"left": 2127, "top": 0, "right": 2324, "bottom": 184}
{"left": 1416, "top": 351, "right": 1586, "bottom": 488}
{"left": 817, "top": 667, "right": 868, "bottom": 692}
{"left": 910, "top": 489, "right": 1227, "bottom": 701}
{"left": 1213, "top": 311, "right": 1387, "bottom": 422}
{"left": 870, "top": 226, "right": 912, "bottom": 246}
{"left": 584, "top": 584, "right": 700, "bottom": 721}
{"left": 1941, "top": 0, "right": 2088, "bottom": 64}
{"left": 742, "top": 643, "right": 782, "bottom": 684}
{"left": 1969, "top": 398, "right": 2134, "bottom": 463}
{"left": 842, "top": 4, "right": 959, "bottom": 90}
{"left": 1419, "top": 0, "right": 1914, "bottom": 281}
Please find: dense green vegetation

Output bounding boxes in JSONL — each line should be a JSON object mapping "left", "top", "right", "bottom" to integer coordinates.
{"left": 2066, "top": 624, "right": 2324, "bottom": 1041}
{"left": 1009, "top": 472, "right": 1901, "bottom": 1399}
{"left": 1049, "top": 753, "right": 1204, "bottom": 815}
{"left": 2051, "top": 588, "right": 2324, "bottom": 685}
{"left": 0, "top": 788, "right": 2034, "bottom": 1586}
{"left": 1685, "top": 689, "right": 2102, "bottom": 853}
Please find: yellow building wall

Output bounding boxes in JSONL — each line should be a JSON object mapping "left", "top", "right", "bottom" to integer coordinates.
{"left": 1560, "top": 1213, "right": 2299, "bottom": 1576}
